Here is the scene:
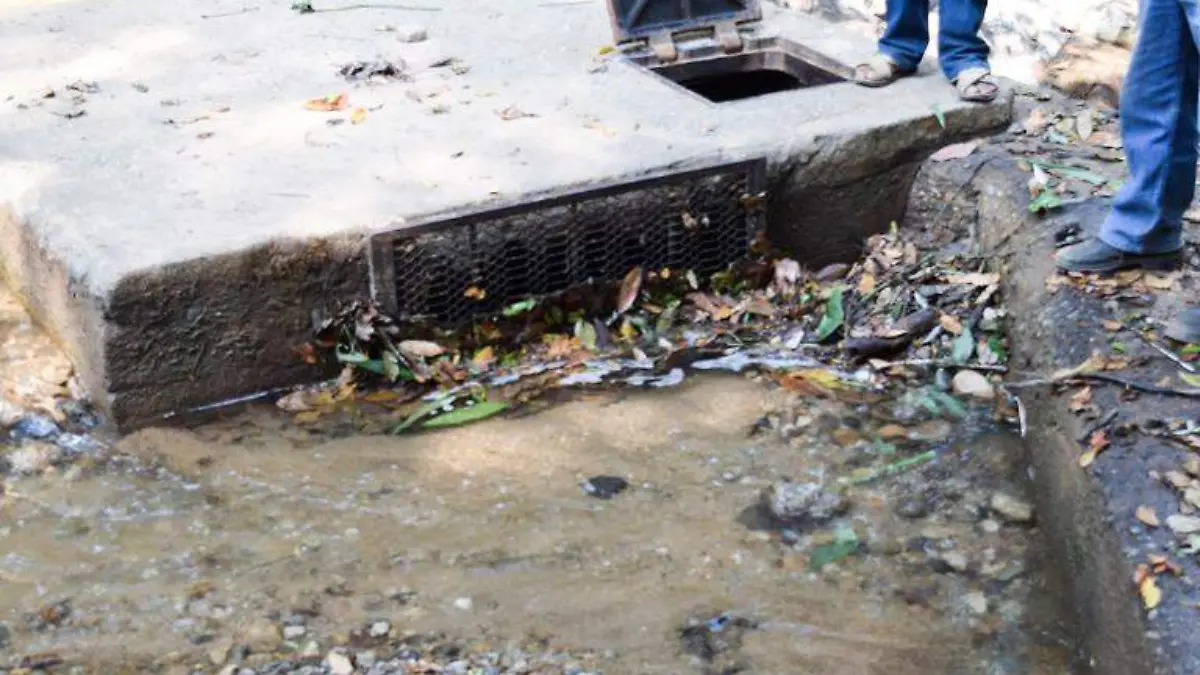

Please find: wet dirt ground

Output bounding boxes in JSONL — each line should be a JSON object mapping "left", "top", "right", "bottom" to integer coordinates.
{"left": 0, "top": 278, "right": 1078, "bottom": 675}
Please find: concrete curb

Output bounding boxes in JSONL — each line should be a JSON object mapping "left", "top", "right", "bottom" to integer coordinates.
{"left": 967, "top": 153, "right": 1196, "bottom": 674}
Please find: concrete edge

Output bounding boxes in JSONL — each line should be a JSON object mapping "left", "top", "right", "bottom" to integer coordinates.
{"left": 972, "top": 153, "right": 1168, "bottom": 674}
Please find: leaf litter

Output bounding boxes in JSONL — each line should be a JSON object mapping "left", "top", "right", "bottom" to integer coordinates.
{"left": 280, "top": 224, "right": 1014, "bottom": 437}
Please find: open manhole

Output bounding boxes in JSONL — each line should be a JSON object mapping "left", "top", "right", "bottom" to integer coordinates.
{"left": 606, "top": 0, "right": 852, "bottom": 102}
{"left": 369, "top": 160, "right": 767, "bottom": 325}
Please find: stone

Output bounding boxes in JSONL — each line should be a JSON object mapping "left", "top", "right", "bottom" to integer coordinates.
{"left": 963, "top": 591, "right": 989, "bottom": 615}
{"left": 7, "top": 441, "right": 61, "bottom": 475}
{"left": 978, "top": 519, "right": 1001, "bottom": 534}
{"left": 0, "top": 0, "right": 1010, "bottom": 430}
{"left": 239, "top": 617, "right": 282, "bottom": 654}
{"left": 952, "top": 370, "right": 994, "bottom": 400}
{"left": 367, "top": 620, "right": 391, "bottom": 638}
{"left": 989, "top": 493, "right": 1035, "bottom": 524}
{"left": 453, "top": 597, "right": 473, "bottom": 612}
{"left": 394, "top": 26, "right": 428, "bottom": 43}
{"left": 283, "top": 625, "right": 307, "bottom": 640}
{"left": 895, "top": 497, "right": 932, "bottom": 520}
{"left": 940, "top": 551, "right": 969, "bottom": 573}
{"left": 326, "top": 651, "right": 355, "bottom": 675}
{"left": 761, "top": 481, "right": 847, "bottom": 523}
{"left": 1166, "top": 514, "right": 1200, "bottom": 535}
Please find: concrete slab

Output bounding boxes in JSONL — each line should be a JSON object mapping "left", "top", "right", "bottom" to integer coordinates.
{"left": 0, "top": 0, "right": 1010, "bottom": 427}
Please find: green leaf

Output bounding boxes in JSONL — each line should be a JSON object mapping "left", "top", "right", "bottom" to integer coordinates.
{"left": 931, "top": 104, "right": 946, "bottom": 129}
{"left": 382, "top": 350, "right": 402, "bottom": 382}
{"left": 1182, "top": 344, "right": 1200, "bottom": 356}
{"left": 809, "top": 525, "right": 860, "bottom": 571}
{"left": 930, "top": 391, "right": 968, "bottom": 420}
{"left": 1030, "top": 161, "right": 1109, "bottom": 186}
{"left": 1181, "top": 372, "right": 1200, "bottom": 388}
{"left": 336, "top": 349, "right": 385, "bottom": 376}
{"left": 1028, "top": 190, "right": 1063, "bottom": 214}
{"left": 575, "top": 319, "right": 598, "bottom": 351}
{"left": 846, "top": 450, "right": 938, "bottom": 486}
{"left": 291, "top": 0, "right": 315, "bottom": 12}
{"left": 1111, "top": 341, "right": 1128, "bottom": 354}
{"left": 952, "top": 328, "right": 975, "bottom": 363}
{"left": 816, "top": 287, "right": 845, "bottom": 342}
{"left": 502, "top": 298, "right": 538, "bottom": 317}
{"left": 392, "top": 394, "right": 457, "bottom": 434}
{"left": 987, "top": 335, "right": 1008, "bottom": 363}
{"left": 422, "top": 400, "right": 510, "bottom": 429}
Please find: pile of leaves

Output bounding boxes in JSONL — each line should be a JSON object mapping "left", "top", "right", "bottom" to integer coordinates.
{"left": 279, "top": 224, "right": 1011, "bottom": 432}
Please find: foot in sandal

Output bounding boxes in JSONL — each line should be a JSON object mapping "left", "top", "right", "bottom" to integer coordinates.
{"left": 853, "top": 53, "right": 916, "bottom": 88}
{"left": 952, "top": 66, "right": 999, "bottom": 103}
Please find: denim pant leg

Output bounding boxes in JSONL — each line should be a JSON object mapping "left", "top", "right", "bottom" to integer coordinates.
{"left": 879, "top": 0, "right": 931, "bottom": 72}
{"left": 938, "top": 0, "right": 990, "bottom": 80}
{"left": 1101, "top": 0, "right": 1198, "bottom": 254}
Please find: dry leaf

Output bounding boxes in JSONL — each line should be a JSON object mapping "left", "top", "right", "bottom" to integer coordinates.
{"left": 929, "top": 140, "right": 980, "bottom": 162}
{"left": 350, "top": 107, "right": 368, "bottom": 124}
{"left": 304, "top": 93, "right": 348, "bottom": 112}
{"left": 1068, "top": 386, "right": 1093, "bottom": 413}
{"left": 745, "top": 296, "right": 777, "bottom": 318}
{"left": 398, "top": 340, "right": 445, "bottom": 359}
{"left": 1139, "top": 575, "right": 1162, "bottom": 610}
{"left": 857, "top": 272, "right": 877, "bottom": 295}
{"left": 1136, "top": 505, "right": 1160, "bottom": 528}
{"left": 496, "top": 105, "right": 535, "bottom": 120}
{"left": 1076, "top": 109, "right": 1095, "bottom": 141}
{"left": 938, "top": 313, "right": 964, "bottom": 336}
{"left": 293, "top": 410, "right": 323, "bottom": 424}
{"left": 1090, "top": 130, "right": 1122, "bottom": 149}
{"left": 1102, "top": 319, "right": 1123, "bottom": 332}
{"left": 1145, "top": 273, "right": 1176, "bottom": 291}
{"left": 616, "top": 266, "right": 643, "bottom": 314}
{"left": 1024, "top": 107, "right": 1050, "bottom": 136}
{"left": 464, "top": 286, "right": 487, "bottom": 300}
{"left": 1079, "top": 430, "right": 1110, "bottom": 468}
{"left": 944, "top": 272, "right": 1001, "bottom": 286}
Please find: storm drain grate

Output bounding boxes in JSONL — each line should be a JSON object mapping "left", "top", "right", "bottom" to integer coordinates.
{"left": 370, "top": 159, "right": 767, "bottom": 325}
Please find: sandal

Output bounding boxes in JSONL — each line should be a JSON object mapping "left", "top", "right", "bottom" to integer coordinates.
{"left": 853, "top": 54, "right": 914, "bottom": 88}
{"left": 953, "top": 67, "right": 999, "bottom": 103}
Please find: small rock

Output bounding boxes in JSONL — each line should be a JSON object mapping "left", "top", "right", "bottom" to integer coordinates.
{"left": 989, "top": 493, "right": 1034, "bottom": 524}
{"left": 762, "top": 480, "right": 846, "bottom": 523}
{"left": 876, "top": 424, "right": 908, "bottom": 440}
{"left": 368, "top": 620, "right": 391, "bottom": 638}
{"left": 979, "top": 308, "right": 1006, "bottom": 333}
{"left": 395, "top": 26, "right": 428, "bottom": 43}
{"left": 952, "top": 370, "right": 994, "bottom": 400}
{"left": 7, "top": 441, "right": 61, "bottom": 475}
{"left": 940, "top": 551, "right": 969, "bottom": 573}
{"left": 453, "top": 597, "right": 473, "bottom": 611}
{"left": 207, "top": 637, "right": 234, "bottom": 666}
{"left": 1185, "top": 456, "right": 1200, "bottom": 478}
{"left": 1167, "top": 514, "right": 1200, "bottom": 534}
{"left": 581, "top": 475, "right": 628, "bottom": 499}
{"left": 0, "top": 400, "right": 23, "bottom": 427}
{"left": 283, "top": 625, "right": 307, "bottom": 640}
{"left": 239, "top": 617, "right": 282, "bottom": 653}
{"left": 11, "top": 414, "right": 59, "bottom": 439}
{"left": 895, "top": 497, "right": 931, "bottom": 520}
{"left": 978, "top": 519, "right": 1001, "bottom": 534}
{"left": 326, "top": 651, "right": 355, "bottom": 675}
{"left": 356, "top": 650, "right": 377, "bottom": 668}
{"left": 963, "top": 591, "right": 989, "bottom": 615}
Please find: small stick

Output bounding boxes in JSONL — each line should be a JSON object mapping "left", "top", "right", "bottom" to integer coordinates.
{"left": 882, "top": 359, "right": 1008, "bottom": 373}
{"left": 1006, "top": 373, "right": 1200, "bottom": 398}
{"left": 201, "top": 6, "right": 259, "bottom": 18}
{"left": 1134, "top": 329, "right": 1198, "bottom": 374}
{"left": 1078, "top": 409, "right": 1119, "bottom": 443}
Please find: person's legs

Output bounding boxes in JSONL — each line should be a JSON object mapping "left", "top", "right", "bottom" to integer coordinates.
{"left": 878, "top": 0, "right": 931, "bottom": 72}
{"left": 1100, "top": 0, "right": 1196, "bottom": 255}
{"left": 937, "top": 0, "right": 990, "bottom": 80}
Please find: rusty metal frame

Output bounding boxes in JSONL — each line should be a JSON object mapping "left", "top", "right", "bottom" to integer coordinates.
{"left": 605, "top": 0, "right": 762, "bottom": 45}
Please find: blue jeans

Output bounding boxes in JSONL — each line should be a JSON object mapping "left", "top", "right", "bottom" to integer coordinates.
{"left": 878, "top": 0, "right": 990, "bottom": 80}
{"left": 1101, "top": 0, "right": 1200, "bottom": 255}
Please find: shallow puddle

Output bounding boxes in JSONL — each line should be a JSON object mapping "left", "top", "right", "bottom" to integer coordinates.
{"left": 1, "top": 369, "right": 1075, "bottom": 674}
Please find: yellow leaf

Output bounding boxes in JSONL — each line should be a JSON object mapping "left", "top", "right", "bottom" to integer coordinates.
{"left": 857, "top": 273, "right": 876, "bottom": 295}
{"left": 293, "top": 410, "right": 323, "bottom": 424}
{"left": 1140, "top": 575, "right": 1162, "bottom": 610}
{"left": 1136, "top": 505, "right": 1160, "bottom": 528}
{"left": 1067, "top": 386, "right": 1093, "bottom": 413}
{"left": 304, "top": 93, "right": 348, "bottom": 112}
{"left": 616, "top": 266, "right": 643, "bottom": 314}
{"left": 1145, "top": 273, "right": 1176, "bottom": 291}
{"left": 464, "top": 286, "right": 487, "bottom": 300}
{"left": 362, "top": 390, "right": 402, "bottom": 404}
{"left": 943, "top": 272, "right": 1001, "bottom": 286}
{"left": 350, "top": 107, "right": 368, "bottom": 124}
{"left": 1079, "top": 430, "right": 1110, "bottom": 468}
{"left": 619, "top": 319, "right": 636, "bottom": 341}
{"left": 472, "top": 346, "right": 496, "bottom": 369}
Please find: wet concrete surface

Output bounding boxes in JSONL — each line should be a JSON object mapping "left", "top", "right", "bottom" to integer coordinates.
{"left": 0, "top": 279, "right": 1081, "bottom": 675}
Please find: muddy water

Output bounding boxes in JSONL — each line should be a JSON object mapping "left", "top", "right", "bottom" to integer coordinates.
{"left": 0, "top": 340, "right": 1076, "bottom": 675}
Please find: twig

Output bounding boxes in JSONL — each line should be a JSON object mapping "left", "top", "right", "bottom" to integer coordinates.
{"left": 201, "top": 6, "right": 259, "bottom": 18}
{"left": 1134, "top": 328, "right": 1198, "bottom": 373}
{"left": 842, "top": 450, "right": 937, "bottom": 486}
{"left": 1077, "top": 409, "right": 1119, "bottom": 443}
{"left": 1006, "top": 372, "right": 1200, "bottom": 398}
{"left": 882, "top": 359, "right": 1008, "bottom": 373}
{"left": 312, "top": 3, "right": 440, "bottom": 11}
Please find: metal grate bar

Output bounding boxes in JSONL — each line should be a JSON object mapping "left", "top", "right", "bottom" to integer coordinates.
{"left": 370, "top": 160, "right": 767, "bottom": 326}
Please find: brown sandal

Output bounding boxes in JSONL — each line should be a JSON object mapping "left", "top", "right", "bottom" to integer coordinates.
{"left": 853, "top": 54, "right": 914, "bottom": 88}
{"left": 953, "top": 67, "right": 999, "bottom": 103}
